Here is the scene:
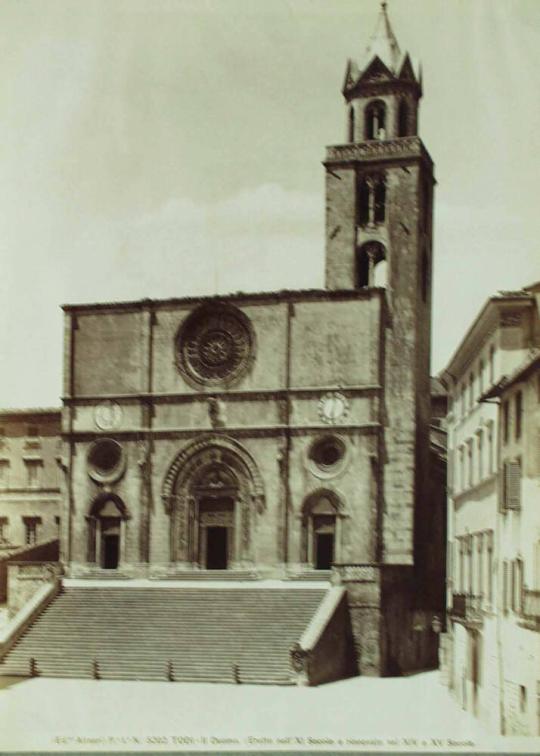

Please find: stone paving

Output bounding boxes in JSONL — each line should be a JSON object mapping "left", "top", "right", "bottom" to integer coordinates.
{"left": 0, "top": 671, "right": 534, "bottom": 752}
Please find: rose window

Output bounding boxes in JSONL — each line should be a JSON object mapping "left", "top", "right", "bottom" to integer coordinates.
{"left": 177, "top": 304, "right": 253, "bottom": 385}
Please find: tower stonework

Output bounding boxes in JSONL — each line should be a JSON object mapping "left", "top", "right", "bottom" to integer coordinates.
{"left": 324, "top": 3, "right": 437, "bottom": 673}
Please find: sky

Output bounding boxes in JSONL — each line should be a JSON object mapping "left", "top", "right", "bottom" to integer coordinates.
{"left": 1, "top": 0, "right": 539, "bottom": 407}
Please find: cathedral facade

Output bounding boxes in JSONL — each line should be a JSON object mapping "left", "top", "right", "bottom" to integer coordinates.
{"left": 59, "top": 5, "right": 442, "bottom": 677}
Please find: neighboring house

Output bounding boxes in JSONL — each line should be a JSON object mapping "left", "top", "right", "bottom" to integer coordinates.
{"left": 481, "top": 351, "right": 540, "bottom": 736}
{"left": 0, "top": 409, "right": 62, "bottom": 556}
{"left": 440, "top": 283, "right": 540, "bottom": 735}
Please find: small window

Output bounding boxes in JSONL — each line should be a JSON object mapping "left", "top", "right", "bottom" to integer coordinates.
{"left": 515, "top": 391, "right": 522, "bottom": 440}
{"left": 478, "top": 360, "right": 484, "bottom": 395}
{"left": 309, "top": 436, "right": 345, "bottom": 470}
{"left": 503, "top": 458, "right": 521, "bottom": 510}
{"left": 373, "top": 179, "right": 386, "bottom": 223}
{"left": 25, "top": 459, "right": 42, "bottom": 488}
{"left": 357, "top": 178, "right": 370, "bottom": 226}
{"left": 502, "top": 401, "right": 510, "bottom": 444}
{"left": 467, "top": 441, "right": 473, "bottom": 488}
{"left": 348, "top": 105, "right": 355, "bottom": 143}
{"left": 0, "top": 460, "right": 9, "bottom": 487}
{"left": 489, "top": 346, "right": 495, "bottom": 384}
{"left": 398, "top": 99, "right": 409, "bottom": 137}
{"left": 469, "top": 372, "right": 475, "bottom": 409}
{"left": 477, "top": 431, "right": 483, "bottom": 480}
{"left": 23, "top": 517, "right": 41, "bottom": 545}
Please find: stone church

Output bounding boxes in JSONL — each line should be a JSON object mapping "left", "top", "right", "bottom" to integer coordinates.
{"left": 1, "top": 4, "right": 444, "bottom": 683}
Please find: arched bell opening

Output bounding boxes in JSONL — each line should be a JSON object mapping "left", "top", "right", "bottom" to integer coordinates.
{"left": 398, "top": 99, "right": 410, "bottom": 137}
{"left": 365, "top": 99, "right": 386, "bottom": 141}
{"left": 301, "top": 490, "right": 343, "bottom": 570}
{"left": 87, "top": 494, "right": 129, "bottom": 570}
{"left": 355, "top": 241, "right": 387, "bottom": 289}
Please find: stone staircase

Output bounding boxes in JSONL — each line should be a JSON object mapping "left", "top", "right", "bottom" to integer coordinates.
{"left": 0, "top": 585, "right": 327, "bottom": 684}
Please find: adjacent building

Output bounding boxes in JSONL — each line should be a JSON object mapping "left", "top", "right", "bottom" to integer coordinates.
{"left": 440, "top": 283, "right": 540, "bottom": 735}
{"left": 0, "top": 409, "right": 62, "bottom": 556}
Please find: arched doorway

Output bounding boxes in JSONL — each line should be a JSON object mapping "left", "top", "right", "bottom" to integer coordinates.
{"left": 162, "top": 436, "right": 265, "bottom": 569}
{"left": 302, "top": 491, "right": 343, "bottom": 570}
{"left": 193, "top": 465, "right": 238, "bottom": 570}
{"left": 87, "top": 494, "right": 128, "bottom": 570}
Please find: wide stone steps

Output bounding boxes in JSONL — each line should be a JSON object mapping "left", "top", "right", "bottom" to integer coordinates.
{"left": 0, "top": 586, "right": 325, "bottom": 684}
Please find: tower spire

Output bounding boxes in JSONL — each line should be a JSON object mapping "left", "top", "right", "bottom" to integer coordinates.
{"left": 362, "top": 0, "right": 401, "bottom": 73}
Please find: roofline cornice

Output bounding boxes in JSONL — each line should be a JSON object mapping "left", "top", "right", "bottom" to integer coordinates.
{"left": 441, "top": 294, "right": 534, "bottom": 385}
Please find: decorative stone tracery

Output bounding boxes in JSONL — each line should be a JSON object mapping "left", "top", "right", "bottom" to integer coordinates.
{"left": 161, "top": 435, "right": 265, "bottom": 565}
{"left": 176, "top": 303, "right": 254, "bottom": 387}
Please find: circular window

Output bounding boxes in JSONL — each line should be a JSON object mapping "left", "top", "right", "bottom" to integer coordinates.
{"left": 87, "top": 439, "right": 125, "bottom": 483}
{"left": 307, "top": 436, "right": 348, "bottom": 479}
{"left": 177, "top": 304, "right": 254, "bottom": 386}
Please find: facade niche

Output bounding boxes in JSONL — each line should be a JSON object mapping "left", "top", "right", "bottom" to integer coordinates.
{"left": 356, "top": 175, "right": 386, "bottom": 227}
{"left": 356, "top": 242, "right": 387, "bottom": 289}
{"left": 365, "top": 100, "right": 386, "bottom": 141}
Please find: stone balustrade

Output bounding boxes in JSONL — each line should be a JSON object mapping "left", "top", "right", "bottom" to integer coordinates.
{"left": 325, "top": 137, "right": 429, "bottom": 164}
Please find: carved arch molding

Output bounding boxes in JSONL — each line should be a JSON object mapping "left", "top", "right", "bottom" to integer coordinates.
{"left": 161, "top": 435, "right": 265, "bottom": 563}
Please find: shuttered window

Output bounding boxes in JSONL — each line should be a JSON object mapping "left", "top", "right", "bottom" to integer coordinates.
{"left": 503, "top": 459, "right": 521, "bottom": 510}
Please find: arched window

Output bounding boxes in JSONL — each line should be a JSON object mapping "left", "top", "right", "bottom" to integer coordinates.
{"left": 87, "top": 494, "right": 128, "bottom": 569}
{"left": 365, "top": 100, "right": 386, "bottom": 141}
{"left": 398, "top": 99, "right": 409, "bottom": 137}
{"left": 301, "top": 491, "right": 342, "bottom": 570}
{"left": 348, "top": 105, "right": 355, "bottom": 143}
{"left": 356, "top": 175, "right": 386, "bottom": 227}
{"left": 356, "top": 242, "right": 387, "bottom": 289}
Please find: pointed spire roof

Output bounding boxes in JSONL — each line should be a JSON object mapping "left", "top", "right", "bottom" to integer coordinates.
{"left": 361, "top": 2, "right": 401, "bottom": 73}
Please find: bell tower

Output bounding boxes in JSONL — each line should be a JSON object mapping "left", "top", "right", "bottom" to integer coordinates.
{"left": 324, "top": 2, "right": 435, "bottom": 568}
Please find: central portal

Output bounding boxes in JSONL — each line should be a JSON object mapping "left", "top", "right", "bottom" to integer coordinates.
{"left": 198, "top": 495, "right": 234, "bottom": 569}
{"left": 205, "top": 527, "right": 228, "bottom": 569}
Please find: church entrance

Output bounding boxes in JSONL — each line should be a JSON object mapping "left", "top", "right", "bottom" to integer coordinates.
{"left": 205, "top": 527, "right": 228, "bottom": 569}
{"left": 102, "top": 533, "right": 119, "bottom": 569}
{"left": 313, "top": 515, "right": 335, "bottom": 570}
{"left": 87, "top": 495, "right": 127, "bottom": 570}
{"left": 198, "top": 496, "right": 234, "bottom": 569}
{"left": 101, "top": 517, "right": 120, "bottom": 569}
{"left": 315, "top": 531, "right": 334, "bottom": 570}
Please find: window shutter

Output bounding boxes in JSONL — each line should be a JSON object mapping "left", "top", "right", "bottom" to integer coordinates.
{"left": 504, "top": 460, "right": 521, "bottom": 510}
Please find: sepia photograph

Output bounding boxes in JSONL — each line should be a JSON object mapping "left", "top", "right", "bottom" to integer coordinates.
{"left": 0, "top": 0, "right": 539, "bottom": 752}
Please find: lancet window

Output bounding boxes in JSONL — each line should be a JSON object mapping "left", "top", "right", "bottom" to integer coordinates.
{"left": 357, "top": 174, "right": 386, "bottom": 227}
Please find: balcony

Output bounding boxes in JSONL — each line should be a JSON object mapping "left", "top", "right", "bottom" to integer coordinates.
{"left": 450, "top": 593, "right": 484, "bottom": 626}
{"left": 325, "top": 136, "right": 431, "bottom": 166}
{"left": 523, "top": 590, "right": 540, "bottom": 621}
